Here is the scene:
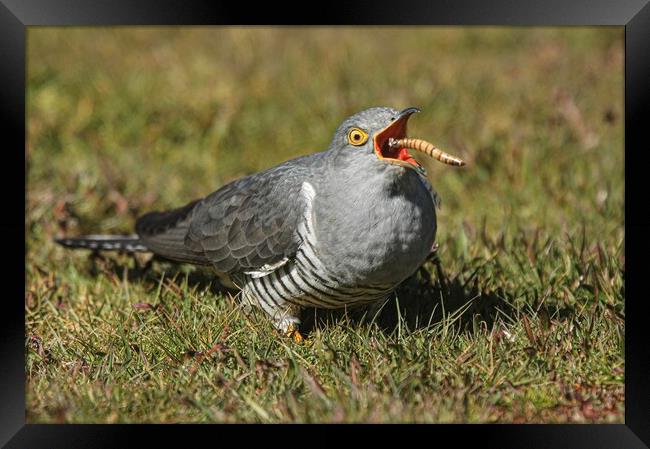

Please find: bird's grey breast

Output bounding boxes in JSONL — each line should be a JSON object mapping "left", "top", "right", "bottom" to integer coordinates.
{"left": 311, "top": 165, "right": 436, "bottom": 286}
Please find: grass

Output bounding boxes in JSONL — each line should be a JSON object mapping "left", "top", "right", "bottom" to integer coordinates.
{"left": 26, "top": 27, "right": 624, "bottom": 423}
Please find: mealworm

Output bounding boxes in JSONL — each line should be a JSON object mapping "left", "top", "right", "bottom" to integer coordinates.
{"left": 389, "top": 137, "right": 466, "bottom": 167}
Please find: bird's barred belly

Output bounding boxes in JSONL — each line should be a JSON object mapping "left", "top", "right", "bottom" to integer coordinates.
{"left": 244, "top": 261, "right": 394, "bottom": 314}
{"left": 243, "top": 240, "right": 395, "bottom": 312}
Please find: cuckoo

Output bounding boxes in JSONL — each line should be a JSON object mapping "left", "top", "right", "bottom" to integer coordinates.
{"left": 56, "top": 107, "right": 466, "bottom": 341}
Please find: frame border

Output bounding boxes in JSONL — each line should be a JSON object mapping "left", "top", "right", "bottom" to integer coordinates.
{"left": 7, "top": 0, "right": 649, "bottom": 447}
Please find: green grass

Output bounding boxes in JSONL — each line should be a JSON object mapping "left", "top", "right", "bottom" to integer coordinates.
{"left": 26, "top": 27, "right": 624, "bottom": 423}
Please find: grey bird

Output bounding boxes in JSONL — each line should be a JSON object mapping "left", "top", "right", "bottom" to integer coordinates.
{"left": 56, "top": 107, "right": 465, "bottom": 341}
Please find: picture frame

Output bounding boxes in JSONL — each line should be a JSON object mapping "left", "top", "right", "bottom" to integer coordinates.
{"left": 5, "top": 0, "right": 649, "bottom": 446}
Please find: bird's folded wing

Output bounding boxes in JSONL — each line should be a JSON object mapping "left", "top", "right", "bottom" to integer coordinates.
{"left": 418, "top": 171, "right": 441, "bottom": 209}
{"left": 182, "top": 154, "right": 320, "bottom": 274}
{"left": 135, "top": 158, "right": 314, "bottom": 271}
{"left": 135, "top": 157, "right": 317, "bottom": 272}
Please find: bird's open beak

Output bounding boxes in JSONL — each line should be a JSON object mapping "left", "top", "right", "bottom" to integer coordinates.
{"left": 374, "top": 107, "right": 466, "bottom": 169}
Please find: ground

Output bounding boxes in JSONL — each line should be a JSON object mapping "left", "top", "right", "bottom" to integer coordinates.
{"left": 26, "top": 27, "right": 624, "bottom": 423}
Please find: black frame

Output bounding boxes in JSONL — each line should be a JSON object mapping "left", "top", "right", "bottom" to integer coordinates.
{"left": 5, "top": 0, "right": 649, "bottom": 447}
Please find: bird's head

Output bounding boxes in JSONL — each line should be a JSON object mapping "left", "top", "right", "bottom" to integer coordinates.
{"left": 329, "top": 106, "right": 465, "bottom": 173}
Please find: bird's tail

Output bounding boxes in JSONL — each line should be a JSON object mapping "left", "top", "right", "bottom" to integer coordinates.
{"left": 54, "top": 235, "right": 149, "bottom": 253}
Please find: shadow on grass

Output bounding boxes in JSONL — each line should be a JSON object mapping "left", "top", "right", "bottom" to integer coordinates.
{"left": 299, "top": 254, "right": 518, "bottom": 335}
{"left": 83, "top": 250, "right": 517, "bottom": 336}
{"left": 85, "top": 251, "right": 236, "bottom": 296}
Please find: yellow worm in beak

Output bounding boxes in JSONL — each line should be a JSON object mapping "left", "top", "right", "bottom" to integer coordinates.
{"left": 389, "top": 138, "right": 466, "bottom": 167}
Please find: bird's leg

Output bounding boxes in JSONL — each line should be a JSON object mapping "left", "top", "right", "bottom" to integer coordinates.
{"left": 283, "top": 322, "right": 305, "bottom": 344}
{"left": 429, "top": 243, "right": 450, "bottom": 294}
{"left": 362, "top": 296, "right": 391, "bottom": 324}
{"left": 242, "top": 286, "right": 305, "bottom": 343}
{"left": 274, "top": 305, "right": 305, "bottom": 344}
{"left": 427, "top": 242, "right": 440, "bottom": 262}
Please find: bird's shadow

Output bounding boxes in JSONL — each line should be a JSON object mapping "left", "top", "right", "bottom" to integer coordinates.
{"left": 84, "top": 251, "right": 236, "bottom": 295}
{"left": 83, "top": 250, "right": 516, "bottom": 336}
{"left": 299, "top": 253, "right": 517, "bottom": 335}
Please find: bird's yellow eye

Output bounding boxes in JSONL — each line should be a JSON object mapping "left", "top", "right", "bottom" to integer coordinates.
{"left": 347, "top": 128, "right": 369, "bottom": 146}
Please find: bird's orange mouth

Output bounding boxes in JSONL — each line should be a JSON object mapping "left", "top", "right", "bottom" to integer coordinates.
{"left": 374, "top": 108, "right": 467, "bottom": 170}
{"left": 374, "top": 110, "right": 420, "bottom": 169}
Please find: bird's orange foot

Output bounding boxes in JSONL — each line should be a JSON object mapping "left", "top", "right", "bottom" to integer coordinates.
{"left": 284, "top": 323, "right": 306, "bottom": 344}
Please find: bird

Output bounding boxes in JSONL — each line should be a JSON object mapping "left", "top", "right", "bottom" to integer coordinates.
{"left": 56, "top": 106, "right": 466, "bottom": 342}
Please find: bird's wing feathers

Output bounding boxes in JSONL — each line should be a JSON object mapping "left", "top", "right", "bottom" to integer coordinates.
{"left": 418, "top": 171, "right": 441, "bottom": 209}
{"left": 160, "top": 153, "right": 321, "bottom": 274}
{"left": 185, "top": 177, "right": 302, "bottom": 272}
{"left": 185, "top": 157, "right": 318, "bottom": 272}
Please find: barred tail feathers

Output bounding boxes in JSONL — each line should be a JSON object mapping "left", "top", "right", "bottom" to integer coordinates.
{"left": 56, "top": 198, "right": 210, "bottom": 265}
{"left": 54, "top": 235, "right": 148, "bottom": 252}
